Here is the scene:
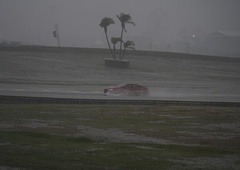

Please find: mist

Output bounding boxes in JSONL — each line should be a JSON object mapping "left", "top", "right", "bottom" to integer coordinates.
{"left": 1, "top": 0, "right": 240, "bottom": 55}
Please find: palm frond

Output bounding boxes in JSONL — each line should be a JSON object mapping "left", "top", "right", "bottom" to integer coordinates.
{"left": 116, "top": 14, "right": 121, "bottom": 21}
{"left": 126, "top": 21, "right": 135, "bottom": 26}
{"left": 99, "top": 17, "right": 115, "bottom": 29}
{"left": 124, "top": 40, "right": 135, "bottom": 48}
{"left": 111, "top": 37, "right": 123, "bottom": 45}
{"left": 117, "top": 13, "right": 135, "bottom": 33}
{"left": 117, "top": 13, "right": 135, "bottom": 26}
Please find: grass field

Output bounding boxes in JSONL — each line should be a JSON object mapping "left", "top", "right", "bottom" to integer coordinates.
{"left": 0, "top": 104, "right": 240, "bottom": 169}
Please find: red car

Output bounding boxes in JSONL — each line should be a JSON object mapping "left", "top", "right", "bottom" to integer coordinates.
{"left": 104, "top": 83, "right": 149, "bottom": 96}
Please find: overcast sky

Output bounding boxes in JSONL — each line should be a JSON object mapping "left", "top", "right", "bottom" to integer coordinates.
{"left": 0, "top": 0, "right": 240, "bottom": 47}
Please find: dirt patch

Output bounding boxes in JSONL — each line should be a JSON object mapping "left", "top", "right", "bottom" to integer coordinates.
{"left": 179, "top": 122, "right": 240, "bottom": 139}
{"left": 75, "top": 125, "right": 177, "bottom": 144}
{"left": 0, "top": 166, "right": 31, "bottom": 170}
{"left": 170, "top": 156, "right": 240, "bottom": 170}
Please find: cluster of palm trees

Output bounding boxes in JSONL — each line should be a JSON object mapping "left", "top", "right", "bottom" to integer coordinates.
{"left": 99, "top": 13, "right": 135, "bottom": 61}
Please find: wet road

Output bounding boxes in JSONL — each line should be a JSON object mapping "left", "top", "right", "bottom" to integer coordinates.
{"left": 1, "top": 86, "right": 239, "bottom": 102}
{"left": 0, "top": 48, "right": 240, "bottom": 103}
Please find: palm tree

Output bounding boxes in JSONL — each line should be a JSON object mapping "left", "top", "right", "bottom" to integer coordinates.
{"left": 117, "top": 13, "right": 135, "bottom": 60}
{"left": 99, "top": 17, "right": 115, "bottom": 59}
{"left": 111, "top": 37, "right": 123, "bottom": 60}
{"left": 122, "top": 40, "right": 135, "bottom": 60}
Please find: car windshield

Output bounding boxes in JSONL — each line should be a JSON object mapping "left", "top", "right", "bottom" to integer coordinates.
{"left": 116, "top": 83, "right": 126, "bottom": 87}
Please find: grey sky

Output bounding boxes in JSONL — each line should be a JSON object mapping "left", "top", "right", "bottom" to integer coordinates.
{"left": 0, "top": 0, "right": 240, "bottom": 47}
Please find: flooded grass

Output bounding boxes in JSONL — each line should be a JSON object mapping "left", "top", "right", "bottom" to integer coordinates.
{"left": 0, "top": 104, "right": 240, "bottom": 169}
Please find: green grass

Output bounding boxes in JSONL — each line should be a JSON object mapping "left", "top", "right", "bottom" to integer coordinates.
{"left": 0, "top": 104, "right": 240, "bottom": 169}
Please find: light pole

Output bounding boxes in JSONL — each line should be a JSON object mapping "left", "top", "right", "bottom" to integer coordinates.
{"left": 53, "top": 24, "right": 61, "bottom": 47}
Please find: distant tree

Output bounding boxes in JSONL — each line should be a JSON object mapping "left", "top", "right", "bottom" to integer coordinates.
{"left": 111, "top": 37, "right": 123, "bottom": 60}
{"left": 99, "top": 17, "right": 115, "bottom": 59}
{"left": 99, "top": 13, "right": 136, "bottom": 68}
{"left": 122, "top": 40, "right": 135, "bottom": 60}
{"left": 117, "top": 13, "right": 135, "bottom": 60}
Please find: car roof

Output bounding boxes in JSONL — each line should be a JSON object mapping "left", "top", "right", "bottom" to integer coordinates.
{"left": 119, "top": 83, "right": 144, "bottom": 86}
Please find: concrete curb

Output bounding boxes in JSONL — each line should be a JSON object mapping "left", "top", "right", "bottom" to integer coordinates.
{"left": 0, "top": 95, "right": 240, "bottom": 107}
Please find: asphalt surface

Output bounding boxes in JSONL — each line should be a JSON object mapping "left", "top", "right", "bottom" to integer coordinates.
{"left": 0, "top": 47, "right": 240, "bottom": 103}
{"left": 0, "top": 87, "right": 240, "bottom": 102}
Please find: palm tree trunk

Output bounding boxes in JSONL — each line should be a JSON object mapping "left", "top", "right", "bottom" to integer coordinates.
{"left": 113, "top": 44, "right": 116, "bottom": 60}
{"left": 119, "top": 28, "right": 124, "bottom": 60}
{"left": 105, "top": 33, "right": 115, "bottom": 59}
{"left": 122, "top": 47, "right": 126, "bottom": 60}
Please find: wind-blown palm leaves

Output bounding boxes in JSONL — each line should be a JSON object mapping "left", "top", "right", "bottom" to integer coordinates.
{"left": 122, "top": 40, "right": 135, "bottom": 60}
{"left": 117, "top": 13, "right": 135, "bottom": 59}
{"left": 99, "top": 13, "right": 135, "bottom": 61}
{"left": 111, "top": 37, "right": 123, "bottom": 59}
{"left": 99, "top": 17, "right": 114, "bottom": 33}
{"left": 117, "top": 13, "right": 136, "bottom": 32}
{"left": 99, "top": 17, "right": 115, "bottom": 59}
